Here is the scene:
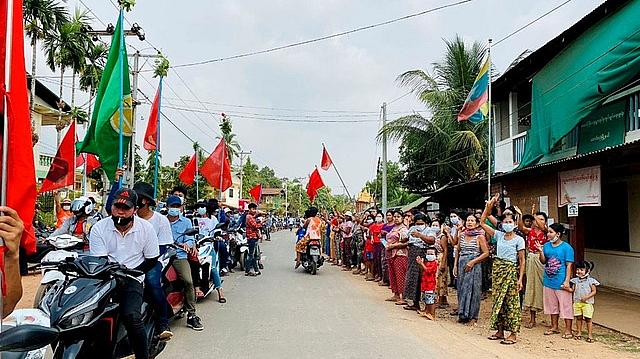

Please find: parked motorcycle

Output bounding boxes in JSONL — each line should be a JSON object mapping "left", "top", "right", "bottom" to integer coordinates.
{"left": 229, "top": 228, "right": 248, "bottom": 270}
{"left": 191, "top": 231, "right": 219, "bottom": 301}
{"left": 33, "top": 234, "right": 85, "bottom": 307}
{"left": 300, "top": 239, "right": 324, "bottom": 275}
{"left": 38, "top": 256, "right": 166, "bottom": 358}
{"left": 0, "top": 308, "right": 54, "bottom": 359}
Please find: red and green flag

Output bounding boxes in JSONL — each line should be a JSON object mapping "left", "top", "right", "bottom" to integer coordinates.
{"left": 77, "top": 13, "right": 132, "bottom": 182}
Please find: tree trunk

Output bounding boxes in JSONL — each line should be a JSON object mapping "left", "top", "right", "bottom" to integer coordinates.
{"left": 71, "top": 71, "right": 76, "bottom": 107}
{"left": 56, "top": 67, "right": 65, "bottom": 147}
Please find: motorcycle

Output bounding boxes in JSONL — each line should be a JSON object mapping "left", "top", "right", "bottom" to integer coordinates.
{"left": 229, "top": 228, "right": 249, "bottom": 270}
{"left": 190, "top": 230, "right": 219, "bottom": 301}
{"left": 300, "top": 239, "right": 324, "bottom": 275}
{"left": 38, "top": 256, "right": 166, "bottom": 358}
{"left": 33, "top": 234, "right": 85, "bottom": 307}
{"left": 0, "top": 308, "right": 54, "bottom": 359}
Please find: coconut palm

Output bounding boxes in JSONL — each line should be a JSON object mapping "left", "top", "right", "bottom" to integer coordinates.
{"left": 23, "top": 0, "right": 69, "bottom": 141}
{"left": 219, "top": 114, "right": 241, "bottom": 164}
{"left": 79, "top": 42, "right": 108, "bottom": 120}
{"left": 378, "top": 35, "right": 488, "bottom": 192}
{"left": 44, "top": 7, "right": 92, "bottom": 145}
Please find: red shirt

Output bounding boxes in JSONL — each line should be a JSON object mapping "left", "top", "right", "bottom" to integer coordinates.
{"left": 420, "top": 260, "right": 438, "bottom": 292}
{"left": 369, "top": 223, "right": 383, "bottom": 244}
{"left": 246, "top": 213, "right": 262, "bottom": 239}
{"left": 526, "top": 228, "right": 547, "bottom": 253}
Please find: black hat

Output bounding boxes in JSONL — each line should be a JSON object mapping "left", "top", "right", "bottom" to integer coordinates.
{"left": 133, "top": 182, "right": 156, "bottom": 206}
{"left": 114, "top": 188, "right": 138, "bottom": 209}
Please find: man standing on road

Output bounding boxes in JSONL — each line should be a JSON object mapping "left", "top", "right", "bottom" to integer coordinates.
{"left": 166, "top": 195, "right": 204, "bottom": 331}
{"left": 133, "top": 182, "right": 174, "bottom": 340}
{"left": 245, "top": 203, "right": 262, "bottom": 276}
{"left": 89, "top": 188, "right": 160, "bottom": 359}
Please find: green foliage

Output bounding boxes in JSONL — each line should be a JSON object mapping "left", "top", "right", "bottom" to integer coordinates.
{"left": 44, "top": 8, "right": 91, "bottom": 75}
{"left": 119, "top": 0, "right": 135, "bottom": 12}
{"left": 79, "top": 42, "right": 107, "bottom": 96}
{"left": 219, "top": 114, "right": 241, "bottom": 164}
{"left": 70, "top": 106, "right": 88, "bottom": 124}
{"left": 241, "top": 157, "right": 282, "bottom": 199}
{"left": 23, "top": 0, "right": 69, "bottom": 45}
{"left": 153, "top": 55, "right": 170, "bottom": 78}
{"left": 378, "top": 35, "right": 488, "bottom": 193}
{"left": 365, "top": 161, "right": 420, "bottom": 207}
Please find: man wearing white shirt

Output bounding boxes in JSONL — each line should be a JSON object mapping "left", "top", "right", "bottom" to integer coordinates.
{"left": 133, "top": 182, "right": 173, "bottom": 340}
{"left": 89, "top": 188, "right": 159, "bottom": 359}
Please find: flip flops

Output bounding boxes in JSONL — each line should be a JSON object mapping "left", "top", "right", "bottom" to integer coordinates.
{"left": 487, "top": 335, "right": 505, "bottom": 341}
{"left": 500, "top": 339, "right": 516, "bottom": 345}
{"left": 544, "top": 329, "right": 560, "bottom": 335}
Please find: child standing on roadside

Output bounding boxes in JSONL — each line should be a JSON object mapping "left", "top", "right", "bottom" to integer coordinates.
{"left": 570, "top": 261, "right": 599, "bottom": 343}
{"left": 417, "top": 247, "right": 438, "bottom": 320}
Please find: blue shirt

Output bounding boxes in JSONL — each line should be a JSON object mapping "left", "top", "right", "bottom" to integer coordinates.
{"left": 494, "top": 231, "right": 525, "bottom": 263}
{"left": 542, "top": 241, "right": 574, "bottom": 290}
{"left": 169, "top": 216, "right": 195, "bottom": 260}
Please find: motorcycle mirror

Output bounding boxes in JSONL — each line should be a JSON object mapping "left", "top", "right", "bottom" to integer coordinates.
{"left": 0, "top": 325, "right": 59, "bottom": 352}
{"left": 184, "top": 228, "right": 199, "bottom": 236}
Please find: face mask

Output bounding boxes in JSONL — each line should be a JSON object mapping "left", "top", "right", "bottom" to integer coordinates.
{"left": 375, "top": 216, "right": 383, "bottom": 223}
{"left": 425, "top": 254, "right": 436, "bottom": 262}
{"left": 502, "top": 223, "right": 515, "bottom": 233}
{"left": 197, "top": 207, "right": 207, "bottom": 216}
{"left": 366, "top": 219, "right": 374, "bottom": 224}
{"left": 112, "top": 215, "right": 134, "bottom": 227}
{"left": 549, "top": 235, "right": 560, "bottom": 243}
{"left": 415, "top": 225, "right": 427, "bottom": 231}
{"left": 431, "top": 226, "right": 441, "bottom": 234}
{"left": 450, "top": 216, "right": 459, "bottom": 225}
{"left": 168, "top": 208, "right": 181, "bottom": 217}
{"left": 62, "top": 205, "right": 71, "bottom": 211}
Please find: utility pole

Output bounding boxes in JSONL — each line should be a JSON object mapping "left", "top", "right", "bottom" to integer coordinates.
{"left": 238, "top": 151, "right": 251, "bottom": 199}
{"left": 284, "top": 181, "right": 289, "bottom": 216}
{"left": 381, "top": 102, "right": 388, "bottom": 213}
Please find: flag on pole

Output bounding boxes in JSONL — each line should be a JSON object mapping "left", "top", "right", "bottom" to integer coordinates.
{"left": 77, "top": 14, "right": 132, "bottom": 182}
{"left": 457, "top": 56, "right": 490, "bottom": 124}
{"left": 178, "top": 153, "right": 197, "bottom": 185}
{"left": 76, "top": 153, "right": 101, "bottom": 173}
{"left": 0, "top": 0, "right": 37, "bottom": 255}
{"left": 320, "top": 144, "right": 333, "bottom": 171}
{"left": 39, "top": 122, "right": 76, "bottom": 193}
{"left": 306, "top": 167, "right": 325, "bottom": 203}
{"left": 200, "top": 139, "right": 232, "bottom": 191}
{"left": 143, "top": 84, "right": 160, "bottom": 150}
{"left": 249, "top": 183, "right": 262, "bottom": 203}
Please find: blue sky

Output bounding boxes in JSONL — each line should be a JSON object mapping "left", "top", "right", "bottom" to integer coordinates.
{"left": 32, "top": 0, "right": 605, "bottom": 195}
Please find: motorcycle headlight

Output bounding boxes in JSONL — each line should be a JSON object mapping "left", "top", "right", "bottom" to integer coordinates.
{"left": 60, "top": 310, "right": 94, "bottom": 329}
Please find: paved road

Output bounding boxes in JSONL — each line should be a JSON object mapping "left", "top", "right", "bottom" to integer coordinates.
{"left": 160, "top": 230, "right": 466, "bottom": 359}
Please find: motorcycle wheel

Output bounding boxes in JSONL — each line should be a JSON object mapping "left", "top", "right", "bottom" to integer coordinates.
{"left": 310, "top": 261, "right": 317, "bottom": 275}
{"left": 33, "top": 283, "right": 53, "bottom": 308}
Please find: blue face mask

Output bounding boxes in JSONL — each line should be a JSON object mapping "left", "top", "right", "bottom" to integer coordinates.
{"left": 502, "top": 223, "right": 515, "bottom": 233}
{"left": 197, "top": 207, "right": 207, "bottom": 216}
{"left": 168, "top": 208, "right": 181, "bottom": 217}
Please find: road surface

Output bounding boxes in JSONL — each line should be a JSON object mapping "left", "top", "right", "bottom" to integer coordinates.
{"left": 160, "top": 230, "right": 530, "bottom": 359}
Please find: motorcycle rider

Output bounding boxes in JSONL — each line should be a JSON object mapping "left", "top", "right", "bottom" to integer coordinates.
{"left": 166, "top": 195, "right": 204, "bottom": 330}
{"left": 51, "top": 196, "right": 100, "bottom": 244}
{"left": 133, "top": 182, "right": 174, "bottom": 340}
{"left": 295, "top": 207, "right": 321, "bottom": 269}
{"left": 89, "top": 188, "right": 160, "bottom": 359}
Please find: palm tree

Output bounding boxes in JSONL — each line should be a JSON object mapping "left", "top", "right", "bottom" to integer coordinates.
{"left": 378, "top": 35, "right": 488, "bottom": 192}
{"left": 23, "top": 0, "right": 69, "bottom": 141}
{"left": 44, "top": 7, "right": 92, "bottom": 145}
{"left": 219, "top": 114, "right": 241, "bottom": 164}
{"left": 79, "top": 42, "right": 108, "bottom": 120}
{"left": 67, "top": 9, "right": 92, "bottom": 108}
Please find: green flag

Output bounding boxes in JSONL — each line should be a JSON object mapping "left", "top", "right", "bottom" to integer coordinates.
{"left": 78, "top": 13, "right": 132, "bottom": 182}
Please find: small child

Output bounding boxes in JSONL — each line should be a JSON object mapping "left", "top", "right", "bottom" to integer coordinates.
{"left": 416, "top": 247, "right": 438, "bottom": 320}
{"left": 569, "top": 261, "right": 599, "bottom": 343}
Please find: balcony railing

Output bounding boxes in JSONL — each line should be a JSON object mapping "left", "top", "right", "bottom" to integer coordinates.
{"left": 512, "top": 132, "right": 527, "bottom": 165}
{"left": 39, "top": 154, "right": 54, "bottom": 167}
{"left": 628, "top": 91, "right": 640, "bottom": 132}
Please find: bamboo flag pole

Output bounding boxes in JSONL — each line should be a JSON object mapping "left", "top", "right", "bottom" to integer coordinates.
{"left": 153, "top": 76, "right": 163, "bottom": 199}
{"left": 487, "top": 38, "right": 493, "bottom": 200}
{"left": 117, "top": 8, "right": 124, "bottom": 187}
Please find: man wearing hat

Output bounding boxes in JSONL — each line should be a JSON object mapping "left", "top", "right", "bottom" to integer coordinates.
{"left": 89, "top": 188, "right": 160, "bottom": 359}
{"left": 166, "top": 195, "right": 204, "bottom": 331}
{"left": 133, "top": 182, "right": 173, "bottom": 340}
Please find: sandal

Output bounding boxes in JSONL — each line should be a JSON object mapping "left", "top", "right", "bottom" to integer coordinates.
{"left": 218, "top": 297, "right": 227, "bottom": 303}
{"left": 500, "top": 339, "right": 517, "bottom": 345}
{"left": 488, "top": 335, "right": 505, "bottom": 341}
{"left": 395, "top": 300, "right": 408, "bottom": 306}
{"left": 586, "top": 337, "right": 595, "bottom": 343}
{"left": 561, "top": 333, "right": 573, "bottom": 339}
{"left": 574, "top": 335, "right": 582, "bottom": 341}
{"left": 403, "top": 305, "right": 419, "bottom": 311}
{"left": 544, "top": 330, "right": 560, "bottom": 335}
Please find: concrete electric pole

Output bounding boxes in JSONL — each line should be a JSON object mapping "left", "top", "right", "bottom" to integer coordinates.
{"left": 381, "top": 102, "right": 388, "bottom": 213}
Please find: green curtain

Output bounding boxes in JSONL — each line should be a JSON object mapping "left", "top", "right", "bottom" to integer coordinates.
{"left": 519, "top": 0, "right": 640, "bottom": 168}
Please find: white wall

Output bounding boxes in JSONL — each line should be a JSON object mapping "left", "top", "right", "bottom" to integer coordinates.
{"left": 494, "top": 139, "right": 514, "bottom": 174}
{"left": 586, "top": 250, "right": 640, "bottom": 293}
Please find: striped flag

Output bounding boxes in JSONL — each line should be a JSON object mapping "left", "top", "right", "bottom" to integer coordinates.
{"left": 457, "top": 57, "right": 490, "bottom": 124}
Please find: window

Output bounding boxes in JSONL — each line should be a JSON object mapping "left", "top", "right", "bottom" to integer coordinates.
{"left": 495, "top": 100, "right": 510, "bottom": 141}
{"left": 628, "top": 91, "right": 640, "bottom": 132}
{"left": 517, "top": 85, "right": 532, "bottom": 133}
{"left": 228, "top": 189, "right": 234, "bottom": 198}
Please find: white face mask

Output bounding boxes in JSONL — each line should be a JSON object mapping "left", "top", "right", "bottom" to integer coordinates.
{"left": 415, "top": 224, "right": 427, "bottom": 231}
{"left": 450, "top": 216, "right": 460, "bottom": 225}
{"left": 425, "top": 254, "right": 436, "bottom": 262}
{"left": 197, "top": 207, "right": 207, "bottom": 216}
{"left": 550, "top": 235, "right": 560, "bottom": 243}
{"left": 375, "top": 216, "right": 383, "bottom": 223}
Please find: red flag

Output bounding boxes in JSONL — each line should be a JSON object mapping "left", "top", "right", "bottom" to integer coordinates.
{"left": 320, "top": 144, "right": 333, "bottom": 171}
{"left": 178, "top": 154, "right": 197, "bottom": 186}
{"left": 249, "top": 184, "right": 262, "bottom": 203}
{"left": 201, "top": 139, "right": 232, "bottom": 191}
{"left": 39, "top": 122, "right": 76, "bottom": 194}
{"left": 143, "top": 85, "right": 160, "bottom": 150}
{"left": 306, "top": 168, "right": 325, "bottom": 203}
{"left": 0, "top": 0, "right": 37, "bottom": 255}
{"left": 75, "top": 153, "right": 101, "bottom": 173}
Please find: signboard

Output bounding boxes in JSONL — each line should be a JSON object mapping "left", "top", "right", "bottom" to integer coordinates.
{"left": 539, "top": 195, "right": 549, "bottom": 215}
{"left": 558, "top": 165, "right": 601, "bottom": 207}
{"left": 577, "top": 99, "right": 626, "bottom": 154}
{"left": 568, "top": 203, "right": 579, "bottom": 217}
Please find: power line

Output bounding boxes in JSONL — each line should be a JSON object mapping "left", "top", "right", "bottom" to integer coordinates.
{"left": 494, "top": 0, "right": 574, "bottom": 46}
{"left": 171, "top": 0, "right": 473, "bottom": 68}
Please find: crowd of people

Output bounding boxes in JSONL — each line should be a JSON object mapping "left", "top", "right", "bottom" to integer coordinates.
{"left": 295, "top": 194, "right": 599, "bottom": 345}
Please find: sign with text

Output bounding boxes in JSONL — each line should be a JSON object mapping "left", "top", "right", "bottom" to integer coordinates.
{"left": 577, "top": 99, "right": 626, "bottom": 154}
{"left": 558, "top": 165, "right": 601, "bottom": 207}
{"left": 567, "top": 203, "right": 579, "bottom": 217}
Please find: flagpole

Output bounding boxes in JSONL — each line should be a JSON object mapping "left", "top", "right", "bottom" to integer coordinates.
{"left": 117, "top": 8, "right": 124, "bottom": 187}
{"left": 195, "top": 146, "right": 199, "bottom": 202}
{"left": 487, "top": 38, "right": 493, "bottom": 200}
{"left": 218, "top": 139, "right": 224, "bottom": 202}
{"left": 322, "top": 143, "right": 352, "bottom": 201}
{"left": 153, "top": 76, "right": 162, "bottom": 199}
